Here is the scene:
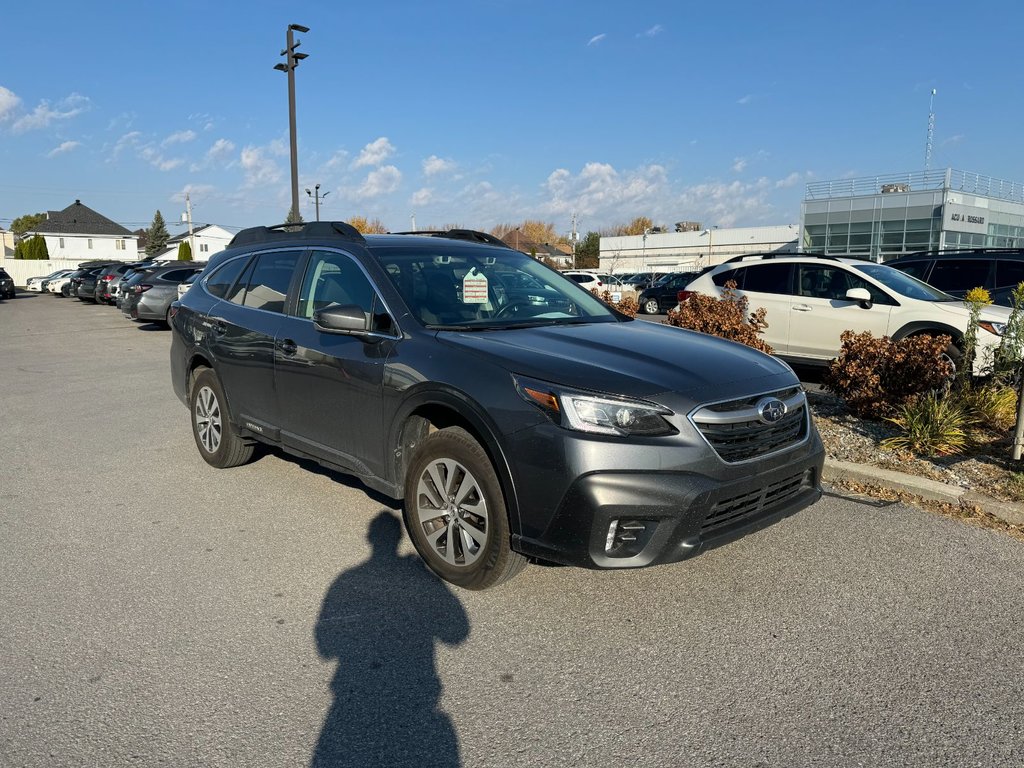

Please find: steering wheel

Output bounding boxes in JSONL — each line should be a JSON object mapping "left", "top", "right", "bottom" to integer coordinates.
{"left": 492, "top": 300, "right": 532, "bottom": 319}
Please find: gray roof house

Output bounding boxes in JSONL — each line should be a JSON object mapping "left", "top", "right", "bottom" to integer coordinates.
{"left": 24, "top": 200, "right": 139, "bottom": 261}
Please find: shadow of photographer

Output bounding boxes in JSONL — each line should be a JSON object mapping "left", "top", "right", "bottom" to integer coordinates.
{"left": 311, "top": 511, "right": 470, "bottom": 767}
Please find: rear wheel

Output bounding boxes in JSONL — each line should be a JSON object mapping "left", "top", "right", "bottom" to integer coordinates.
{"left": 403, "top": 427, "right": 526, "bottom": 590}
{"left": 642, "top": 298, "right": 660, "bottom": 314}
{"left": 189, "top": 368, "right": 254, "bottom": 468}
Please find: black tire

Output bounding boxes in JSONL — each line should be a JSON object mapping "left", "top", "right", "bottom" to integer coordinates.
{"left": 642, "top": 298, "right": 660, "bottom": 315}
{"left": 61, "top": 284, "right": 70, "bottom": 297}
{"left": 189, "top": 368, "right": 254, "bottom": 468}
{"left": 941, "top": 341, "right": 964, "bottom": 378}
{"left": 403, "top": 426, "right": 526, "bottom": 590}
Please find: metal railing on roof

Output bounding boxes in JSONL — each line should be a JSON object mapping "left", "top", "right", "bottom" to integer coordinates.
{"left": 804, "top": 168, "right": 1024, "bottom": 204}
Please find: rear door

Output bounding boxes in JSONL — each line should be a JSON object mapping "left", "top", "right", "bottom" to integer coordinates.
{"left": 204, "top": 249, "right": 304, "bottom": 433}
{"left": 721, "top": 262, "right": 793, "bottom": 353}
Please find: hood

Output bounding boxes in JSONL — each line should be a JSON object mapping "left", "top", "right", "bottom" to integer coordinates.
{"left": 437, "top": 319, "right": 796, "bottom": 403}
{"left": 934, "top": 301, "right": 1013, "bottom": 324}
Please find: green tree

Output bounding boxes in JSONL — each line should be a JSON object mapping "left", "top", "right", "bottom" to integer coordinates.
{"left": 285, "top": 207, "right": 304, "bottom": 225}
{"left": 575, "top": 231, "right": 601, "bottom": 268}
{"left": 11, "top": 212, "right": 45, "bottom": 236}
{"left": 177, "top": 241, "right": 193, "bottom": 261}
{"left": 31, "top": 235, "right": 49, "bottom": 260}
{"left": 145, "top": 210, "right": 170, "bottom": 256}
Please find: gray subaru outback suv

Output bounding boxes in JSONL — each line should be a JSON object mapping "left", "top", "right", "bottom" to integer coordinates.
{"left": 170, "top": 222, "right": 824, "bottom": 589}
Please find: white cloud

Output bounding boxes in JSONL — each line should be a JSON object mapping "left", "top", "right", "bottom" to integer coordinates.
{"left": 411, "top": 187, "right": 434, "bottom": 206}
{"left": 171, "top": 184, "right": 217, "bottom": 204}
{"left": 588, "top": 33, "right": 606, "bottom": 46}
{"left": 423, "top": 155, "right": 456, "bottom": 176}
{"left": 47, "top": 141, "right": 80, "bottom": 158}
{"left": 542, "top": 162, "right": 669, "bottom": 221}
{"left": 240, "top": 143, "right": 285, "bottom": 188}
{"left": 324, "top": 149, "right": 349, "bottom": 170}
{"left": 638, "top": 24, "right": 664, "bottom": 38}
{"left": 191, "top": 138, "right": 236, "bottom": 171}
{"left": 737, "top": 94, "right": 753, "bottom": 105}
{"left": 12, "top": 93, "right": 90, "bottom": 133}
{"left": 162, "top": 130, "right": 197, "bottom": 147}
{"left": 775, "top": 172, "right": 809, "bottom": 189}
{"left": 732, "top": 157, "right": 748, "bottom": 173}
{"left": 941, "top": 134, "right": 965, "bottom": 147}
{"left": 0, "top": 86, "right": 21, "bottom": 121}
{"left": 355, "top": 165, "right": 402, "bottom": 198}
{"left": 354, "top": 137, "right": 395, "bottom": 168}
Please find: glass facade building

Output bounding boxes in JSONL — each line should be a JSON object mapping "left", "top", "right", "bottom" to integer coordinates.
{"left": 800, "top": 169, "right": 1024, "bottom": 261}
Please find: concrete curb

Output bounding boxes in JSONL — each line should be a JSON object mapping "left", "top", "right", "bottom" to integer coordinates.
{"left": 823, "top": 459, "right": 1024, "bottom": 526}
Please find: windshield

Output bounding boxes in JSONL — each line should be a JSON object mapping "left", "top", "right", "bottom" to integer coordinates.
{"left": 372, "top": 244, "right": 620, "bottom": 329}
{"left": 853, "top": 262, "right": 956, "bottom": 302}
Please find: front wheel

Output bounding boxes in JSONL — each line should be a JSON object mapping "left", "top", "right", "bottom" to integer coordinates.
{"left": 189, "top": 368, "right": 254, "bottom": 468}
{"left": 403, "top": 427, "right": 526, "bottom": 590}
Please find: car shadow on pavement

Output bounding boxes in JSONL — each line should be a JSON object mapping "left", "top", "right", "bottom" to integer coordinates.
{"left": 311, "top": 510, "right": 469, "bottom": 768}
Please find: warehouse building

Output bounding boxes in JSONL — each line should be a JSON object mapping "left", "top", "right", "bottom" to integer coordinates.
{"left": 598, "top": 223, "right": 798, "bottom": 275}
{"left": 800, "top": 168, "right": 1024, "bottom": 261}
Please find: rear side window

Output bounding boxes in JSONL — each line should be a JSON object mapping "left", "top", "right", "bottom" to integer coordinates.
{"left": 233, "top": 251, "right": 302, "bottom": 313}
{"left": 160, "top": 268, "right": 199, "bottom": 282}
{"left": 205, "top": 257, "right": 250, "bottom": 299}
{"left": 927, "top": 260, "right": 991, "bottom": 292}
{"left": 734, "top": 263, "right": 792, "bottom": 295}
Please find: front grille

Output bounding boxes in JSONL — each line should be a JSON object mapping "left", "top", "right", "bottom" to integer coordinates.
{"left": 690, "top": 387, "right": 808, "bottom": 463}
{"left": 702, "top": 469, "right": 811, "bottom": 535}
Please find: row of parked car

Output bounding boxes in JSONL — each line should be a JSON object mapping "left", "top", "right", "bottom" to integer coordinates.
{"left": 25, "top": 260, "right": 205, "bottom": 325}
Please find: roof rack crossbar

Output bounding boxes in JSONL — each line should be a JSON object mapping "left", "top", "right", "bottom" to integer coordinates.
{"left": 228, "top": 221, "right": 366, "bottom": 248}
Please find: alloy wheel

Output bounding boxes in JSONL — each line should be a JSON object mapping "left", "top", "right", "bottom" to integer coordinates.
{"left": 414, "top": 458, "right": 489, "bottom": 567}
{"left": 194, "top": 385, "right": 222, "bottom": 454}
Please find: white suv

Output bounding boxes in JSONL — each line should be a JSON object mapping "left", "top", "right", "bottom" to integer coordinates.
{"left": 682, "top": 254, "right": 1014, "bottom": 373}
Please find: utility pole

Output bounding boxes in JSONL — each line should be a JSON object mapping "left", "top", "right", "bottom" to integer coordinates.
{"left": 185, "top": 193, "right": 195, "bottom": 258}
{"left": 925, "top": 88, "right": 936, "bottom": 172}
{"left": 274, "top": 23, "right": 310, "bottom": 224}
{"left": 570, "top": 212, "right": 579, "bottom": 269}
{"left": 305, "top": 183, "right": 330, "bottom": 221}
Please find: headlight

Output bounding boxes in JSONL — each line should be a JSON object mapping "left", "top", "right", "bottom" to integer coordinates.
{"left": 514, "top": 375, "right": 676, "bottom": 437}
{"left": 979, "top": 320, "right": 1006, "bottom": 336}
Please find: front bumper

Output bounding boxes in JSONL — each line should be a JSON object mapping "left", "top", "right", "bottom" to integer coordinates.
{"left": 507, "top": 421, "right": 824, "bottom": 569}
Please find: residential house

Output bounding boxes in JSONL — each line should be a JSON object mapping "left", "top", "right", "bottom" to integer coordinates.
{"left": 501, "top": 234, "right": 573, "bottom": 267}
{"left": 22, "top": 200, "right": 139, "bottom": 261}
{"left": 159, "top": 224, "right": 235, "bottom": 260}
{"left": 1, "top": 227, "right": 13, "bottom": 258}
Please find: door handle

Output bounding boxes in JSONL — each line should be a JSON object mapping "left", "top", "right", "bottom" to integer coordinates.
{"left": 279, "top": 339, "right": 298, "bottom": 356}
{"left": 793, "top": 304, "right": 812, "bottom": 312}
{"left": 211, "top": 318, "right": 228, "bottom": 334}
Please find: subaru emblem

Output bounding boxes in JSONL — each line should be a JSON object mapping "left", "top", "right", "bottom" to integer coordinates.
{"left": 757, "top": 397, "right": 787, "bottom": 425}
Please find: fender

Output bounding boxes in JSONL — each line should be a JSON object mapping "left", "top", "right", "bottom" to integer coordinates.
{"left": 387, "top": 384, "right": 523, "bottom": 535}
{"left": 890, "top": 321, "right": 963, "bottom": 344}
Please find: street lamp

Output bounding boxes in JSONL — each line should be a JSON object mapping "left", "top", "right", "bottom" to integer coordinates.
{"left": 274, "top": 23, "right": 310, "bottom": 224}
{"left": 305, "top": 183, "right": 330, "bottom": 222}
{"left": 701, "top": 225, "right": 718, "bottom": 263}
{"left": 642, "top": 227, "right": 651, "bottom": 273}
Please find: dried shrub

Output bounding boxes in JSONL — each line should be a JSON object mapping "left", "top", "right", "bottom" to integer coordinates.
{"left": 591, "top": 288, "right": 639, "bottom": 318}
{"left": 822, "top": 331, "right": 953, "bottom": 419}
{"left": 663, "top": 282, "right": 772, "bottom": 354}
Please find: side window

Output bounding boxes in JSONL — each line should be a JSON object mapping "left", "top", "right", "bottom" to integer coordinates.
{"left": 204, "top": 257, "right": 250, "bottom": 299}
{"left": 893, "top": 260, "right": 931, "bottom": 282}
{"left": 928, "top": 259, "right": 991, "bottom": 292}
{"left": 740, "top": 263, "right": 792, "bottom": 295}
{"left": 711, "top": 268, "right": 742, "bottom": 288}
{"left": 231, "top": 250, "right": 302, "bottom": 313}
{"left": 996, "top": 260, "right": 1024, "bottom": 290}
{"left": 298, "top": 250, "right": 394, "bottom": 334}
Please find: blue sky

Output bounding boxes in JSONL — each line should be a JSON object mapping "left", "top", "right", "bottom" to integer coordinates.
{"left": 2, "top": 0, "right": 1022, "bottom": 237}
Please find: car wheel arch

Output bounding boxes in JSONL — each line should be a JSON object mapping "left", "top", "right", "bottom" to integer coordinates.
{"left": 389, "top": 391, "right": 521, "bottom": 534}
{"left": 890, "top": 321, "right": 964, "bottom": 345}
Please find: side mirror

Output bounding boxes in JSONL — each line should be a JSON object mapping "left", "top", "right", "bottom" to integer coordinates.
{"left": 313, "top": 304, "right": 370, "bottom": 335}
{"left": 846, "top": 287, "right": 873, "bottom": 309}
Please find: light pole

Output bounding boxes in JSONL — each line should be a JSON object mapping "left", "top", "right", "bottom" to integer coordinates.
{"left": 701, "top": 225, "right": 718, "bottom": 263}
{"left": 274, "top": 23, "right": 309, "bottom": 224}
{"left": 305, "top": 184, "right": 330, "bottom": 222}
{"left": 642, "top": 228, "right": 651, "bottom": 273}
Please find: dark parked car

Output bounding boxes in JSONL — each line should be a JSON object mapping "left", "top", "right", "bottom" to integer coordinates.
{"left": 170, "top": 222, "right": 824, "bottom": 590}
{"left": 637, "top": 271, "right": 701, "bottom": 314}
{"left": 122, "top": 264, "right": 204, "bottom": 325}
{"left": 0, "top": 268, "right": 15, "bottom": 299}
{"left": 73, "top": 266, "right": 111, "bottom": 303}
{"left": 95, "top": 262, "right": 149, "bottom": 305}
{"left": 886, "top": 249, "right": 1024, "bottom": 307}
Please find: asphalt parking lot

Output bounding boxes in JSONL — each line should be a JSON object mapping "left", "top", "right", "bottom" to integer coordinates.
{"left": 2, "top": 292, "right": 1023, "bottom": 767}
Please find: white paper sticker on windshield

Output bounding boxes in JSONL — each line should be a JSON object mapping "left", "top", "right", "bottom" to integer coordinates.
{"left": 462, "top": 271, "right": 488, "bottom": 304}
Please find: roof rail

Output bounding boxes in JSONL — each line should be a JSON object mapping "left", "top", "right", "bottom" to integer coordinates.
{"left": 228, "top": 221, "right": 366, "bottom": 248}
{"left": 903, "top": 247, "right": 1024, "bottom": 258}
{"left": 720, "top": 251, "right": 837, "bottom": 265}
{"left": 391, "top": 229, "right": 512, "bottom": 248}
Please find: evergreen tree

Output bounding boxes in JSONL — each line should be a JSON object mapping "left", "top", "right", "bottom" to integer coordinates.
{"left": 285, "top": 207, "right": 304, "bottom": 226}
{"left": 30, "top": 235, "right": 50, "bottom": 260}
{"left": 177, "top": 241, "right": 193, "bottom": 261}
{"left": 575, "top": 232, "right": 601, "bottom": 269}
{"left": 145, "top": 210, "right": 170, "bottom": 256}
